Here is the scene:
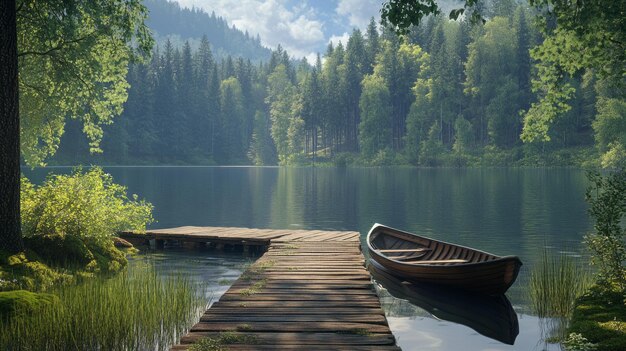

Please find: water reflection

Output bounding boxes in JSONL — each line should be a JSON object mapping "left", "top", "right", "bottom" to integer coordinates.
{"left": 369, "top": 260, "right": 519, "bottom": 345}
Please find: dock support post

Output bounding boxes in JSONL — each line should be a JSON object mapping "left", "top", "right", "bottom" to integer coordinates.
{"left": 155, "top": 239, "right": 165, "bottom": 249}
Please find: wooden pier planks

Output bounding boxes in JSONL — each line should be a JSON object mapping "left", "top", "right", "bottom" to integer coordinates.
{"left": 141, "top": 227, "right": 399, "bottom": 351}
{"left": 120, "top": 226, "right": 361, "bottom": 247}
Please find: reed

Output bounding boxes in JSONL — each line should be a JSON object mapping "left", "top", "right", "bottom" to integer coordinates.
{"left": 0, "top": 264, "right": 206, "bottom": 350}
{"left": 529, "top": 250, "right": 592, "bottom": 319}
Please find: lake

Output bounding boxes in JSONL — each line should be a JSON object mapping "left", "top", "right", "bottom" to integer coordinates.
{"left": 25, "top": 166, "right": 592, "bottom": 350}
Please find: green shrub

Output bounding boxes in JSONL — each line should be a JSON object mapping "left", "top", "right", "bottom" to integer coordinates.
{"left": 21, "top": 167, "right": 154, "bottom": 244}
{"left": 333, "top": 152, "right": 356, "bottom": 167}
{"left": 0, "top": 290, "right": 58, "bottom": 319}
{"left": 584, "top": 171, "right": 626, "bottom": 290}
{"left": 481, "top": 145, "right": 519, "bottom": 166}
{"left": 563, "top": 333, "right": 598, "bottom": 351}
{"left": 23, "top": 234, "right": 94, "bottom": 267}
{"left": 85, "top": 238, "right": 127, "bottom": 274}
{"left": 0, "top": 252, "right": 75, "bottom": 291}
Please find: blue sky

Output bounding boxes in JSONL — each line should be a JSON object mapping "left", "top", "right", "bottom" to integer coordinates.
{"left": 173, "top": 0, "right": 382, "bottom": 61}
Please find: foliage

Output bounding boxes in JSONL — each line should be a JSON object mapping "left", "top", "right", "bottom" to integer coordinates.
{"left": 0, "top": 290, "right": 57, "bottom": 319}
{"left": 220, "top": 77, "right": 246, "bottom": 161}
{"left": 480, "top": 145, "right": 520, "bottom": 166}
{"left": 0, "top": 252, "right": 74, "bottom": 291}
{"left": 593, "top": 98, "right": 626, "bottom": 169}
{"left": 359, "top": 74, "right": 392, "bottom": 157}
{"left": 568, "top": 285, "right": 626, "bottom": 351}
{"left": 0, "top": 235, "right": 129, "bottom": 291}
{"left": 248, "top": 110, "right": 277, "bottom": 165}
{"left": 584, "top": 171, "right": 626, "bottom": 291}
{"left": 0, "top": 264, "right": 206, "bottom": 350}
{"left": 23, "top": 234, "right": 94, "bottom": 267}
{"left": 563, "top": 333, "right": 598, "bottom": 351}
{"left": 266, "top": 64, "right": 299, "bottom": 164}
{"left": 47, "top": 4, "right": 618, "bottom": 168}
{"left": 21, "top": 167, "right": 153, "bottom": 243}
{"left": 453, "top": 117, "right": 473, "bottom": 154}
{"left": 380, "top": 0, "right": 484, "bottom": 35}
{"left": 17, "top": 0, "right": 153, "bottom": 166}
{"left": 419, "top": 121, "right": 444, "bottom": 166}
{"left": 520, "top": 1, "right": 625, "bottom": 143}
{"left": 529, "top": 250, "right": 592, "bottom": 318}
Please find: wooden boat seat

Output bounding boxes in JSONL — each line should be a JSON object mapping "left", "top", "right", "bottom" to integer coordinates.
{"left": 406, "top": 259, "right": 468, "bottom": 265}
{"left": 376, "top": 248, "right": 431, "bottom": 253}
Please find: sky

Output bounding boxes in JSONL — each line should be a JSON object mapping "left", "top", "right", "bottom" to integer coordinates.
{"left": 173, "top": 0, "right": 383, "bottom": 62}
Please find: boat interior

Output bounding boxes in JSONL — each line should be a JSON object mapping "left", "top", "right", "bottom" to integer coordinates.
{"left": 370, "top": 228, "right": 498, "bottom": 265}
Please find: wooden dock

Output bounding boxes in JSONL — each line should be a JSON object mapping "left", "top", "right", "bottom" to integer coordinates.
{"left": 121, "top": 227, "right": 399, "bottom": 350}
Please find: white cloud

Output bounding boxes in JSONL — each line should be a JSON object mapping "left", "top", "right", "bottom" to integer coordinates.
{"left": 174, "top": 0, "right": 325, "bottom": 59}
{"left": 328, "top": 32, "right": 350, "bottom": 48}
{"left": 336, "top": 0, "right": 380, "bottom": 29}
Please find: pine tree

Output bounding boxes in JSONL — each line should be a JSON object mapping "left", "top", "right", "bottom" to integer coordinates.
{"left": 359, "top": 74, "right": 392, "bottom": 157}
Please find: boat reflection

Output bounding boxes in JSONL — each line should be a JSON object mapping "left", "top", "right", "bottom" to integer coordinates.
{"left": 368, "top": 259, "right": 519, "bottom": 345}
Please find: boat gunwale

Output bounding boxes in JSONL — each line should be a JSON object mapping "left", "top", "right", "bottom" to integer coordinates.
{"left": 366, "top": 223, "right": 522, "bottom": 267}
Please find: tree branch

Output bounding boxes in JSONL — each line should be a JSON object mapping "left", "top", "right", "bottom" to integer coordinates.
{"left": 18, "top": 35, "right": 93, "bottom": 57}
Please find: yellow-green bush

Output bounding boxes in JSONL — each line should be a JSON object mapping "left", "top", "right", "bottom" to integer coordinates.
{"left": 21, "top": 167, "right": 153, "bottom": 243}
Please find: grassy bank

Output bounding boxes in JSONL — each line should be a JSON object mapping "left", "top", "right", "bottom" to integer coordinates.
{"left": 565, "top": 286, "right": 626, "bottom": 351}
{"left": 0, "top": 235, "right": 130, "bottom": 292}
{"left": 0, "top": 262, "right": 206, "bottom": 350}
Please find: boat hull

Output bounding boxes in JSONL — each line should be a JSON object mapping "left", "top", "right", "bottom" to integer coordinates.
{"left": 367, "top": 223, "right": 522, "bottom": 295}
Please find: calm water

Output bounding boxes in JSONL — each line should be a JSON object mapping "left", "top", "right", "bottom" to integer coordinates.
{"left": 25, "top": 166, "right": 592, "bottom": 350}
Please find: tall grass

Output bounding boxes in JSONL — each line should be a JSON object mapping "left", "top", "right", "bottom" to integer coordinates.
{"left": 0, "top": 264, "right": 206, "bottom": 350}
{"left": 529, "top": 250, "right": 593, "bottom": 319}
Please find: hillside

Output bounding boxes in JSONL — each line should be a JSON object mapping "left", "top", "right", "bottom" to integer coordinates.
{"left": 144, "top": 0, "right": 272, "bottom": 61}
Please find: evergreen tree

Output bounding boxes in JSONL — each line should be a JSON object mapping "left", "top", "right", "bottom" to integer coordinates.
{"left": 359, "top": 74, "right": 392, "bottom": 157}
{"left": 249, "top": 110, "right": 277, "bottom": 165}
{"left": 364, "top": 17, "right": 380, "bottom": 74}
{"left": 219, "top": 77, "right": 246, "bottom": 162}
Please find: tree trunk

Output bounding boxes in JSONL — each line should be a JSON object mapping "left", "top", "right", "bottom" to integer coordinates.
{"left": 0, "top": 0, "right": 23, "bottom": 254}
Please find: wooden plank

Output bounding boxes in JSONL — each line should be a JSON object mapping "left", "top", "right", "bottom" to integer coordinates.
{"left": 248, "top": 275, "right": 371, "bottom": 281}
{"left": 220, "top": 293, "right": 379, "bottom": 301}
{"left": 212, "top": 300, "right": 381, "bottom": 308}
{"left": 405, "top": 259, "right": 468, "bottom": 264}
{"left": 180, "top": 332, "right": 396, "bottom": 345}
{"left": 190, "top": 321, "right": 391, "bottom": 333}
{"left": 172, "top": 346, "right": 402, "bottom": 351}
{"left": 199, "top": 315, "right": 389, "bottom": 323}
{"left": 377, "top": 248, "right": 430, "bottom": 253}
{"left": 222, "top": 289, "right": 377, "bottom": 296}
{"left": 202, "top": 308, "right": 385, "bottom": 316}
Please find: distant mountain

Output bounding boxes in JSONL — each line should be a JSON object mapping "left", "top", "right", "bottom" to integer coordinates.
{"left": 144, "top": 0, "right": 272, "bottom": 62}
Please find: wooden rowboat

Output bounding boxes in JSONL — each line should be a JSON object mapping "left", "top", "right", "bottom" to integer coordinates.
{"left": 366, "top": 223, "right": 522, "bottom": 295}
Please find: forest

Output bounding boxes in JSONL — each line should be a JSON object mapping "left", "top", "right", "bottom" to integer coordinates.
{"left": 50, "top": 0, "right": 625, "bottom": 167}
